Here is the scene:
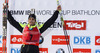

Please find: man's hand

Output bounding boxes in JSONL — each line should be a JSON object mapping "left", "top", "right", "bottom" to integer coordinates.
{"left": 57, "top": 5, "right": 61, "bottom": 11}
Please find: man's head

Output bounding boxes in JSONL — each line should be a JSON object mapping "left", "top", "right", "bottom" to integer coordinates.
{"left": 28, "top": 14, "right": 36, "bottom": 26}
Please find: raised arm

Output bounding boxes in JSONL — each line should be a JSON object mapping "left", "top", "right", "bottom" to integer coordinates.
{"left": 39, "top": 5, "right": 61, "bottom": 33}
{"left": 7, "top": 10, "right": 23, "bottom": 33}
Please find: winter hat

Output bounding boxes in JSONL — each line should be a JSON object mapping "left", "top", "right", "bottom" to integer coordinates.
{"left": 28, "top": 14, "right": 36, "bottom": 20}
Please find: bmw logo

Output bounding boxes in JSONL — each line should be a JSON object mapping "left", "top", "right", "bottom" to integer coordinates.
{"left": 56, "top": 48, "right": 65, "bottom": 53}
{"left": 39, "top": 36, "right": 44, "bottom": 44}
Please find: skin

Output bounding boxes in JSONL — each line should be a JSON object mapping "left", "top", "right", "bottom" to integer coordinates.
{"left": 28, "top": 17, "right": 36, "bottom": 26}
{"left": 28, "top": 5, "right": 61, "bottom": 26}
{"left": 3, "top": 4, "right": 61, "bottom": 26}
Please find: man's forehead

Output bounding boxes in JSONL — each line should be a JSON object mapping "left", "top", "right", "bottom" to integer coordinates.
{"left": 28, "top": 17, "right": 35, "bottom": 19}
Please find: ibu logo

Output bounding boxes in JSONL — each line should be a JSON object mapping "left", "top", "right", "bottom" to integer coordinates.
{"left": 74, "top": 36, "right": 91, "bottom": 44}
{"left": 11, "top": 48, "right": 20, "bottom": 53}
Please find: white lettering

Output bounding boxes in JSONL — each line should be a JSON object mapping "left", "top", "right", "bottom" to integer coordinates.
{"left": 53, "top": 38, "right": 69, "bottom": 42}
{"left": 66, "top": 22, "right": 84, "bottom": 28}
{"left": 12, "top": 37, "right": 23, "bottom": 42}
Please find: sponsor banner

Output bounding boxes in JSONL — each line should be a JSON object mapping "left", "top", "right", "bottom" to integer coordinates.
{"left": 11, "top": 48, "right": 20, "bottom": 53}
{"left": 39, "top": 48, "right": 48, "bottom": 53}
{"left": 64, "top": 20, "right": 86, "bottom": 30}
{"left": 10, "top": 35, "right": 23, "bottom": 44}
{"left": 52, "top": 35, "right": 69, "bottom": 45}
{"left": 11, "top": 48, "right": 48, "bottom": 53}
{"left": 95, "top": 50, "right": 100, "bottom": 53}
{"left": 6, "top": 0, "right": 100, "bottom": 53}
{"left": 74, "top": 36, "right": 91, "bottom": 45}
{"left": 0, "top": 35, "right": 2, "bottom": 44}
{"left": 0, "top": 35, "right": 2, "bottom": 47}
{"left": 0, "top": 47, "right": 2, "bottom": 53}
{"left": 73, "top": 48, "right": 91, "bottom": 53}
{"left": 95, "top": 36, "right": 100, "bottom": 45}
{"left": 10, "top": 35, "right": 44, "bottom": 44}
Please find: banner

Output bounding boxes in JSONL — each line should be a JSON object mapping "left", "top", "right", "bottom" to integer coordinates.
{"left": 0, "top": 0, "right": 5, "bottom": 53}
{"left": 1, "top": 0, "right": 99, "bottom": 53}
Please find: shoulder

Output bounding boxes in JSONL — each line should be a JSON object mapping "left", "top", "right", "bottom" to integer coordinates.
{"left": 19, "top": 23, "right": 27, "bottom": 28}
{"left": 37, "top": 23, "right": 44, "bottom": 29}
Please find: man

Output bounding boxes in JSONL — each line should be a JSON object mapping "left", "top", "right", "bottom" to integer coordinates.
{"left": 7, "top": 5, "right": 61, "bottom": 53}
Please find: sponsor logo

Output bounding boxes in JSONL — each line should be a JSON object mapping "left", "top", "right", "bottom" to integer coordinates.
{"left": 64, "top": 20, "right": 86, "bottom": 30}
{"left": 11, "top": 48, "right": 48, "bottom": 53}
{"left": 0, "top": 47, "right": 2, "bottom": 53}
{"left": 96, "top": 50, "right": 100, "bottom": 53}
{"left": 10, "top": 35, "right": 23, "bottom": 44}
{"left": 52, "top": 35, "right": 69, "bottom": 45}
{"left": 0, "top": 36, "right": 2, "bottom": 44}
{"left": 73, "top": 48, "right": 91, "bottom": 53}
{"left": 95, "top": 36, "right": 100, "bottom": 45}
{"left": 11, "top": 35, "right": 44, "bottom": 44}
{"left": 39, "top": 48, "right": 48, "bottom": 53}
{"left": 74, "top": 36, "right": 91, "bottom": 44}
{"left": 56, "top": 48, "right": 65, "bottom": 53}
{"left": 39, "top": 36, "right": 44, "bottom": 44}
{"left": 11, "top": 48, "right": 20, "bottom": 53}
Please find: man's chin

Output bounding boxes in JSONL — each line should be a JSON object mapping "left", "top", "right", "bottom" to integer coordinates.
{"left": 30, "top": 23, "right": 35, "bottom": 26}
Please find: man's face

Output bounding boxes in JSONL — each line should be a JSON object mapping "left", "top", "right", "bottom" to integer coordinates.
{"left": 28, "top": 17, "right": 36, "bottom": 26}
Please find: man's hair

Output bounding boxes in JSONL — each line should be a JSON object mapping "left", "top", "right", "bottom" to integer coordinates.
{"left": 28, "top": 14, "right": 36, "bottom": 20}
